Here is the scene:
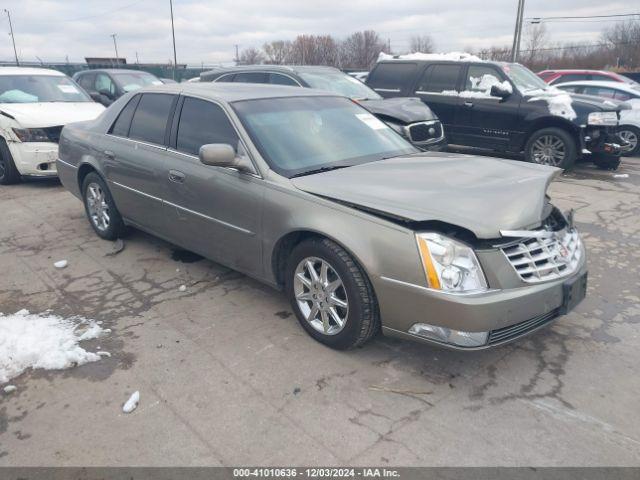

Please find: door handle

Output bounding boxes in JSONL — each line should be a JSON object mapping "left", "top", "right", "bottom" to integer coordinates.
{"left": 464, "top": 101, "right": 474, "bottom": 108}
{"left": 103, "top": 150, "right": 115, "bottom": 159}
{"left": 168, "top": 170, "right": 185, "bottom": 183}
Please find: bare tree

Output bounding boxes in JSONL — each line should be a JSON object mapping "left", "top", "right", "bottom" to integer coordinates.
{"left": 263, "top": 40, "right": 293, "bottom": 64}
{"left": 340, "top": 30, "right": 386, "bottom": 69}
{"left": 522, "top": 23, "right": 548, "bottom": 68}
{"left": 238, "top": 47, "right": 265, "bottom": 65}
{"left": 602, "top": 19, "right": 640, "bottom": 68}
{"left": 409, "top": 35, "right": 435, "bottom": 53}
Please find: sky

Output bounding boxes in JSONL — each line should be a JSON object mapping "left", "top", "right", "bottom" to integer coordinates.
{"left": 0, "top": 0, "right": 637, "bottom": 66}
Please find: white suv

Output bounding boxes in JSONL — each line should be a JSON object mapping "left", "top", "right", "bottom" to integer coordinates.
{"left": 0, "top": 67, "right": 105, "bottom": 184}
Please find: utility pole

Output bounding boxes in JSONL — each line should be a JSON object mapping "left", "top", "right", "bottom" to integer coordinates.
{"left": 110, "top": 34, "right": 119, "bottom": 64}
{"left": 169, "top": 0, "right": 178, "bottom": 80}
{"left": 4, "top": 9, "right": 19, "bottom": 66}
{"left": 234, "top": 44, "right": 239, "bottom": 64}
{"left": 511, "top": 0, "right": 525, "bottom": 62}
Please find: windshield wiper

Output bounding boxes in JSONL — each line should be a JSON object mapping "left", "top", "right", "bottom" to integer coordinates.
{"left": 382, "top": 151, "right": 425, "bottom": 160}
{"left": 291, "top": 165, "right": 350, "bottom": 178}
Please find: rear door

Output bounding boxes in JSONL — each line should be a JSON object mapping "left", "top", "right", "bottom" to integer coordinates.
{"left": 454, "top": 64, "right": 523, "bottom": 150}
{"left": 102, "top": 92, "right": 177, "bottom": 233}
{"left": 366, "top": 62, "right": 418, "bottom": 98}
{"left": 413, "top": 63, "right": 463, "bottom": 142}
{"left": 163, "top": 96, "right": 264, "bottom": 276}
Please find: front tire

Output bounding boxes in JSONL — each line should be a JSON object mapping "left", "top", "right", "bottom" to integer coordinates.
{"left": 82, "top": 172, "right": 126, "bottom": 240}
{"left": 618, "top": 125, "right": 640, "bottom": 157}
{"left": 285, "top": 238, "right": 380, "bottom": 350}
{"left": 525, "top": 127, "right": 577, "bottom": 169}
{"left": 0, "top": 139, "right": 21, "bottom": 185}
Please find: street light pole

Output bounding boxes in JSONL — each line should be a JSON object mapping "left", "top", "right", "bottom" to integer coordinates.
{"left": 169, "top": 0, "right": 178, "bottom": 80}
{"left": 110, "top": 33, "right": 119, "bottom": 64}
{"left": 4, "top": 9, "right": 19, "bottom": 66}
{"left": 511, "top": 0, "right": 525, "bottom": 62}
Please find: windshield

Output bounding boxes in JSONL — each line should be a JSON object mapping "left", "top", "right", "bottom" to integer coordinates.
{"left": 298, "top": 71, "right": 382, "bottom": 100}
{"left": 113, "top": 72, "right": 163, "bottom": 92}
{"left": 0, "top": 75, "right": 91, "bottom": 103}
{"left": 233, "top": 96, "right": 416, "bottom": 177}
{"left": 502, "top": 64, "right": 549, "bottom": 94}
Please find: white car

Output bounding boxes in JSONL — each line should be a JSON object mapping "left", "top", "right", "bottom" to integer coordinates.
{"left": 0, "top": 67, "right": 105, "bottom": 184}
{"left": 556, "top": 80, "right": 640, "bottom": 156}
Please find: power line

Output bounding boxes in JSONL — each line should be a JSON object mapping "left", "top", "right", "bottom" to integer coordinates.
{"left": 527, "top": 13, "right": 639, "bottom": 21}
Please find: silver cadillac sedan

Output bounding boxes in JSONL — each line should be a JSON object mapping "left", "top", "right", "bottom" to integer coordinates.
{"left": 56, "top": 83, "right": 587, "bottom": 350}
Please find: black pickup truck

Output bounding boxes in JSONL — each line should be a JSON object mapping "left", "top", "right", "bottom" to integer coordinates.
{"left": 366, "top": 55, "right": 627, "bottom": 169}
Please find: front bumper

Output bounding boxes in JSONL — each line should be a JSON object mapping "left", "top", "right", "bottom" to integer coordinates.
{"left": 375, "top": 246, "right": 587, "bottom": 350}
{"left": 7, "top": 141, "right": 59, "bottom": 176}
{"left": 582, "top": 126, "right": 622, "bottom": 158}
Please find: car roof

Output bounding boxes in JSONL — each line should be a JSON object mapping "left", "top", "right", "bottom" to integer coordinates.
{"left": 133, "top": 82, "right": 336, "bottom": 102}
{"left": 203, "top": 64, "right": 341, "bottom": 76}
{"left": 76, "top": 69, "right": 156, "bottom": 75}
{"left": 0, "top": 66, "right": 66, "bottom": 76}
{"left": 556, "top": 80, "right": 639, "bottom": 92}
{"left": 542, "top": 69, "right": 619, "bottom": 74}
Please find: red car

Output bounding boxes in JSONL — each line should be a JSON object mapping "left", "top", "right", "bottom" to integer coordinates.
{"left": 538, "top": 69, "right": 636, "bottom": 86}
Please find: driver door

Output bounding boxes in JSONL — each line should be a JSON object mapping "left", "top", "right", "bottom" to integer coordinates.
{"left": 454, "top": 64, "right": 523, "bottom": 150}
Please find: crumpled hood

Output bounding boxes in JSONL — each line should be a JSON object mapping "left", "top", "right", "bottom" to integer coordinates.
{"left": 360, "top": 97, "right": 437, "bottom": 123}
{"left": 292, "top": 153, "right": 560, "bottom": 239}
{"left": 0, "top": 102, "right": 105, "bottom": 128}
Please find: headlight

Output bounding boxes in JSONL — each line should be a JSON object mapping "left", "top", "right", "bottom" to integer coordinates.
{"left": 12, "top": 128, "right": 51, "bottom": 142}
{"left": 415, "top": 232, "right": 488, "bottom": 293}
{"left": 587, "top": 111, "right": 618, "bottom": 126}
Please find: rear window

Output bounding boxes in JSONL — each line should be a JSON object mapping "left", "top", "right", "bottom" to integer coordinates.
{"left": 110, "top": 94, "right": 141, "bottom": 137}
{"left": 367, "top": 63, "right": 417, "bottom": 92}
{"left": 128, "top": 93, "right": 175, "bottom": 145}
{"left": 417, "top": 64, "right": 462, "bottom": 93}
{"left": 234, "top": 72, "right": 269, "bottom": 83}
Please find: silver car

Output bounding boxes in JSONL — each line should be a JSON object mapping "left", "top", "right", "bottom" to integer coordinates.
{"left": 56, "top": 83, "right": 587, "bottom": 350}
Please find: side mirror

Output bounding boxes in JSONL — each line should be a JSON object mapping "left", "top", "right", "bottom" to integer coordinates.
{"left": 89, "top": 91, "right": 102, "bottom": 103}
{"left": 98, "top": 89, "right": 114, "bottom": 100}
{"left": 490, "top": 84, "right": 511, "bottom": 99}
{"left": 199, "top": 143, "right": 254, "bottom": 173}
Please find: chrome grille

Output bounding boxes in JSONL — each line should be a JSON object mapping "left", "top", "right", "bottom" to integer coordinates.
{"left": 502, "top": 229, "right": 582, "bottom": 283}
{"left": 488, "top": 309, "right": 559, "bottom": 345}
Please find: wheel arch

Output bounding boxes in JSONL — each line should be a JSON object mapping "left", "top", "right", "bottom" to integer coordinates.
{"left": 270, "top": 229, "right": 374, "bottom": 291}
{"left": 76, "top": 160, "right": 104, "bottom": 193}
{"left": 522, "top": 116, "right": 582, "bottom": 152}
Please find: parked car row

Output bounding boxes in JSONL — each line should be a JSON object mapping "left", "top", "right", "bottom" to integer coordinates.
{"left": 52, "top": 80, "right": 588, "bottom": 351}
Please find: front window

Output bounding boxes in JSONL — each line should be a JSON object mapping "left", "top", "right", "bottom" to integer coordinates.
{"left": 298, "top": 71, "right": 382, "bottom": 100}
{"left": 233, "top": 96, "right": 416, "bottom": 177}
{"left": 502, "top": 64, "right": 549, "bottom": 94}
{"left": 0, "top": 75, "right": 91, "bottom": 103}
{"left": 112, "top": 72, "right": 163, "bottom": 93}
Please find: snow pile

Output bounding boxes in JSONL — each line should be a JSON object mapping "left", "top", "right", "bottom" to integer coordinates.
{"left": 0, "top": 310, "right": 109, "bottom": 384}
{"left": 122, "top": 391, "right": 140, "bottom": 413}
{"left": 440, "top": 74, "right": 514, "bottom": 99}
{"left": 527, "top": 90, "right": 577, "bottom": 120}
{"left": 378, "top": 51, "right": 483, "bottom": 62}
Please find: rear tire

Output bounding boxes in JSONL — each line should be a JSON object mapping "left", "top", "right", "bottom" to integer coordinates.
{"left": 618, "top": 125, "right": 640, "bottom": 157}
{"left": 82, "top": 172, "right": 126, "bottom": 240}
{"left": 0, "top": 138, "right": 21, "bottom": 185}
{"left": 525, "top": 127, "right": 577, "bottom": 169}
{"left": 285, "top": 238, "right": 380, "bottom": 350}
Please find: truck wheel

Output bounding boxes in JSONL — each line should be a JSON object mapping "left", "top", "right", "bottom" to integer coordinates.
{"left": 618, "top": 125, "right": 639, "bottom": 157}
{"left": 82, "top": 172, "right": 126, "bottom": 240}
{"left": 285, "top": 238, "right": 380, "bottom": 350}
{"left": 525, "top": 128, "right": 577, "bottom": 169}
{"left": 0, "top": 139, "right": 21, "bottom": 185}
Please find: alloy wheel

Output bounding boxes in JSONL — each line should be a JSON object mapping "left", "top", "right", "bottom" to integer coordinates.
{"left": 86, "top": 182, "right": 110, "bottom": 232}
{"left": 619, "top": 129, "right": 638, "bottom": 153}
{"left": 531, "top": 134, "right": 566, "bottom": 166}
{"left": 293, "top": 256, "right": 349, "bottom": 335}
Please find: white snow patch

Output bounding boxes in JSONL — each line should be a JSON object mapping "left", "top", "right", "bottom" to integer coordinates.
{"left": 122, "top": 390, "right": 140, "bottom": 413}
{"left": 439, "top": 75, "right": 513, "bottom": 99}
{"left": 378, "top": 51, "right": 484, "bottom": 63}
{"left": 614, "top": 174, "right": 629, "bottom": 178}
{"left": 3, "top": 385, "right": 17, "bottom": 393}
{"left": 527, "top": 90, "right": 577, "bottom": 121}
{"left": 0, "top": 310, "right": 108, "bottom": 384}
{"left": 178, "top": 285, "right": 187, "bottom": 292}
{"left": 54, "top": 260, "right": 68, "bottom": 269}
